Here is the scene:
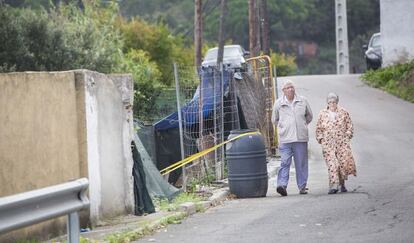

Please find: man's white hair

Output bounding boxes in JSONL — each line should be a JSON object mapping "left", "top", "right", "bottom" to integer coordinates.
{"left": 326, "top": 92, "right": 339, "bottom": 103}
{"left": 281, "top": 79, "right": 295, "bottom": 89}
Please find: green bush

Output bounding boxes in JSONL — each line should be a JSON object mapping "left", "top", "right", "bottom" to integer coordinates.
{"left": 270, "top": 51, "right": 297, "bottom": 76}
{"left": 0, "top": 2, "right": 123, "bottom": 73}
{"left": 58, "top": 1, "right": 124, "bottom": 73}
{"left": 118, "top": 49, "right": 164, "bottom": 122}
{"left": 0, "top": 6, "right": 24, "bottom": 72}
{"left": 116, "top": 16, "right": 195, "bottom": 121}
{"left": 120, "top": 49, "right": 162, "bottom": 85}
{"left": 0, "top": 6, "right": 61, "bottom": 72}
{"left": 118, "top": 17, "right": 193, "bottom": 86}
{"left": 362, "top": 60, "right": 414, "bottom": 102}
{"left": 0, "top": 1, "right": 195, "bottom": 122}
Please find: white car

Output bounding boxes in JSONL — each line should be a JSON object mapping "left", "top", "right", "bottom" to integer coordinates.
{"left": 201, "top": 45, "right": 250, "bottom": 71}
{"left": 363, "top": 32, "right": 382, "bottom": 70}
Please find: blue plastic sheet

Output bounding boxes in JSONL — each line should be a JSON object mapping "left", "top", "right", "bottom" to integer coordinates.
{"left": 154, "top": 69, "right": 231, "bottom": 131}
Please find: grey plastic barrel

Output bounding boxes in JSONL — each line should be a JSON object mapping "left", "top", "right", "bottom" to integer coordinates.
{"left": 226, "top": 129, "right": 268, "bottom": 198}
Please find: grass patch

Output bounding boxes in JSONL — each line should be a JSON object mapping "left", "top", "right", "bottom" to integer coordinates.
{"left": 195, "top": 202, "right": 207, "bottom": 213}
{"left": 154, "top": 192, "right": 203, "bottom": 212}
{"left": 80, "top": 237, "right": 100, "bottom": 243}
{"left": 104, "top": 212, "right": 186, "bottom": 243}
{"left": 89, "top": 188, "right": 212, "bottom": 242}
{"left": 104, "top": 193, "right": 207, "bottom": 242}
{"left": 361, "top": 60, "right": 414, "bottom": 102}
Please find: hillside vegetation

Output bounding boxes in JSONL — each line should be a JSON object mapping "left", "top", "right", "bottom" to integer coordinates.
{"left": 120, "top": 0, "right": 380, "bottom": 74}
{"left": 362, "top": 61, "right": 414, "bottom": 103}
{"left": 1, "top": 0, "right": 386, "bottom": 120}
{"left": 4, "top": 0, "right": 381, "bottom": 74}
{"left": 0, "top": 1, "right": 193, "bottom": 121}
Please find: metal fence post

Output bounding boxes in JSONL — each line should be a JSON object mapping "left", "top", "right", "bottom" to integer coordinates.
{"left": 67, "top": 212, "right": 80, "bottom": 243}
{"left": 220, "top": 64, "right": 225, "bottom": 179}
{"left": 174, "top": 63, "right": 186, "bottom": 190}
{"left": 213, "top": 67, "right": 218, "bottom": 178}
{"left": 273, "top": 65, "right": 278, "bottom": 97}
{"left": 232, "top": 72, "right": 240, "bottom": 130}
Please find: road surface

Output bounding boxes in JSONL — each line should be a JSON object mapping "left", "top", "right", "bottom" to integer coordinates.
{"left": 138, "top": 74, "right": 414, "bottom": 243}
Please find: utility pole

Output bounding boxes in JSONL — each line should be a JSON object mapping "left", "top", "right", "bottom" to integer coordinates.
{"left": 255, "top": 0, "right": 261, "bottom": 54}
{"left": 217, "top": 0, "right": 227, "bottom": 65}
{"left": 260, "top": 0, "right": 270, "bottom": 56}
{"left": 335, "top": 0, "right": 349, "bottom": 74}
{"left": 248, "top": 0, "right": 258, "bottom": 57}
{"left": 195, "top": 0, "right": 203, "bottom": 68}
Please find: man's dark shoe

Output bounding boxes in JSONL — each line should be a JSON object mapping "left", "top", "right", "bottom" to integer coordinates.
{"left": 299, "top": 188, "right": 308, "bottom": 194}
{"left": 277, "top": 186, "right": 287, "bottom": 196}
{"left": 340, "top": 185, "right": 348, "bottom": 193}
{"left": 328, "top": 189, "right": 338, "bottom": 194}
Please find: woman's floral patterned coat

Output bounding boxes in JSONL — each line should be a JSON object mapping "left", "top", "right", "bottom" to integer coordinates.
{"left": 316, "top": 106, "right": 357, "bottom": 186}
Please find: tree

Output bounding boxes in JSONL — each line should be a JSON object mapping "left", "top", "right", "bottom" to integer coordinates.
{"left": 0, "top": 2, "right": 123, "bottom": 73}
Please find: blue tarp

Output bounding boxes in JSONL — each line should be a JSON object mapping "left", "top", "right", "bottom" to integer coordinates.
{"left": 154, "top": 69, "right": 231, "bottom": 131}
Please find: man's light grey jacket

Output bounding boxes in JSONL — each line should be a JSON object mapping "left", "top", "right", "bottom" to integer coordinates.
{"left": 271, "top": 95, "right": 313, "bottom": 144}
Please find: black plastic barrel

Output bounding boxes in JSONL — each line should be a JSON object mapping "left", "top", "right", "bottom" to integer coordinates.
{"left": 226, "top": 129, "right": 268, "bottom": 198}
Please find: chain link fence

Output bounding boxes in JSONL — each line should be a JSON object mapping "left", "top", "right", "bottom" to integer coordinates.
{"left": 174, "top": 65, "right": 239, "bottom": 187}
{"left": 147, "top": 59, "right": 275, "bottom": 190}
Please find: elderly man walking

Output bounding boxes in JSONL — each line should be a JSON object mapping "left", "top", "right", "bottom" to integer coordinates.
{"left": 272, "top": 80, "right": 313, "bottom": 196}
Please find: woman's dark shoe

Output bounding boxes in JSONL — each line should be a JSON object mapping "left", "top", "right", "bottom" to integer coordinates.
{"left": 340, "top": 185, "right": 348, "bottom": 193}
{"left": 328, "top": 189, "right": 338, "bottom": 194}
{"left": 299, "top": 188, "right": 308, "bottom": 194}
{"left": 277, "top": 186, "right": 288, "bottom": 196}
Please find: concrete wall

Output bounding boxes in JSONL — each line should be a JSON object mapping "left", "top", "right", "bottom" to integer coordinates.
{"left": 0, "top": 72, "right": 85, "bottom": 241}
{"left": 0, "top": 70, "right": 134, "bottom": 241}
{"left": 109, "top": 74, "right": 135, "bottom": 215}
{"left": 0, "top": 72, "right": 83, "bottom": 196}
{"left": 380, "top": 0, "right": 414, "bottom": 66}
{"left": 79, "top": 71, "right": 134, "bottom": 225}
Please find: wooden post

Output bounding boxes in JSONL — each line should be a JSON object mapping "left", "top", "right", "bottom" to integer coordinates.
{"left": 249, "top": 0, "right": 258, "bottom": 57}
{"left": 260, "top": 0, "right": 270, "bottom": 56}
{"left": 195, "top": 0, "right": 203, "bottom": 68}
{"left": 217, "top": 0, "right": 227, "bottom": 65}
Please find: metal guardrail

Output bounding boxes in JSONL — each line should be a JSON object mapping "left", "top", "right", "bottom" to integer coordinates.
{"left": 0, "top": 178, "right": 90, "bottom": 243}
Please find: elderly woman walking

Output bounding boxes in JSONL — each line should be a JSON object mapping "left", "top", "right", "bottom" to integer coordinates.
{"left": 316, "top": 93, "right": 356, "bottom": 194}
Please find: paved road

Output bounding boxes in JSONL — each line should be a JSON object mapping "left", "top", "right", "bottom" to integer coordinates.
{"left": 138, "top": 75, "right": 414, "bottom": 243}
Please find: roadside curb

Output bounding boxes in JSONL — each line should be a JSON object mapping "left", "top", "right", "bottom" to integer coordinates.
{"left": 68, "top": 159, "right": 275, "bottom": 242}
{"left": 208, "top": 188, "right": 229, "bottom": 206}
{"left": 77, "top": 187, "right": 230, "bottom": 242}
{"left": 100, "top": 212, "right": 187, "bottom": 243}
{"left": 177, "top": 187, "right": 229, "bottom": 215}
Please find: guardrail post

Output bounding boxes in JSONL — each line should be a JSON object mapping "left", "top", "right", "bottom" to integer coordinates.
{"left": 0, "top": 178, "right": 89, "bottom": 242}
{"left": 67, "top": 212, "right": 80, "bottom": 243}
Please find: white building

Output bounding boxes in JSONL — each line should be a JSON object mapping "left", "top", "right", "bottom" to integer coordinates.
{"left": 380, "top": 0, "right": 414, "bottom": 66}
